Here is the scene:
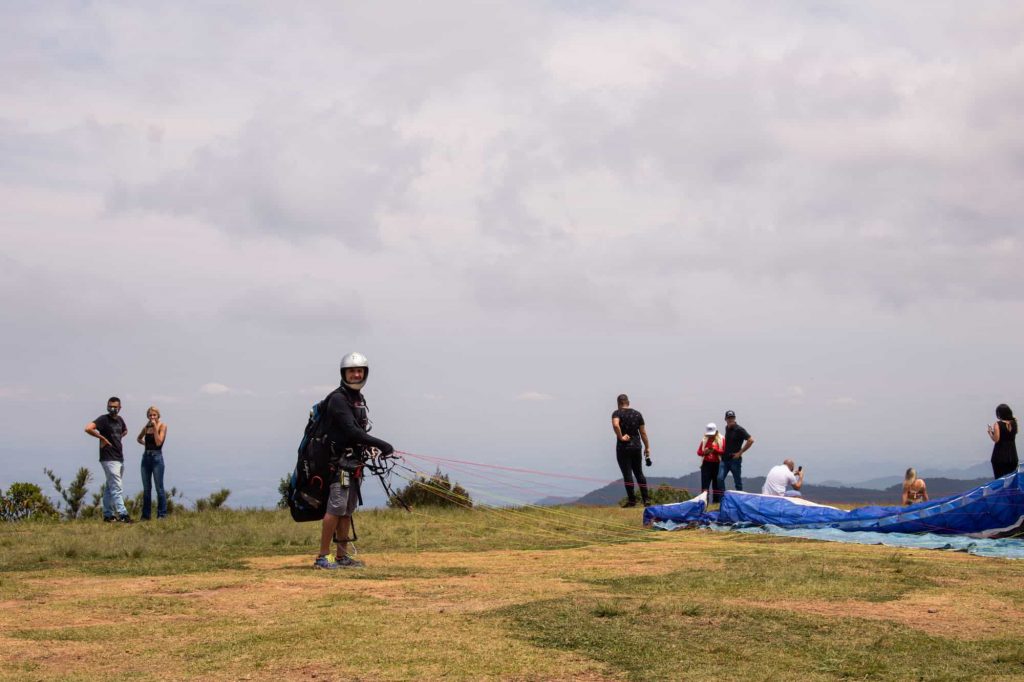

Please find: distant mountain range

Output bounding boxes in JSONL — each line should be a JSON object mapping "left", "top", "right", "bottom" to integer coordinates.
{"left": 541, "top": 469, "right": 994, "bottom": 506}
{"left": 817, "top": 461, "right": 992, "bottom": 490}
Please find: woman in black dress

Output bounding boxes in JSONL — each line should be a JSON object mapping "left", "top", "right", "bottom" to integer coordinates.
{"left": 987, "top": 403, "right": 1018, "bottom": 479}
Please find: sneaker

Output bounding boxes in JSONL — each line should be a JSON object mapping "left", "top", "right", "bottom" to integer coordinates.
{"left": 103, "top": 516, "right": 116, "bottom": 523}
{"left": 314, "top": 554, "right": 340, "bottom": 570}
{"left": 336, "top": 555, "right": 365, "bottom": 568}
{"left": 117, "top": 515, "right": 133, "bottom": 524}
{"left": 623, "top": 501, "right": 637, "bottom": 508}
{"left": 642, "top": 502, "right": 652, "bottom": 508}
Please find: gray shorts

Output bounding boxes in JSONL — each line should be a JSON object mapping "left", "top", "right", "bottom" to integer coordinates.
{"left": 325, "top": 472, "right": 360, "bottom": 517}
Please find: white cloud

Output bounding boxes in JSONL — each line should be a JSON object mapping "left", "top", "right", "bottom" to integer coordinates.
{"left": 221, "top": 283, "right": 367, "bottom": 334}
{"left": 0, "top": 387, "right": 71, "bottom": 402}
{"left": 198, "top": 382, "right": 245, "bottom": 396}
{"left": 829, "top": 396, "right": 859, "bottom": 407}
{"left": 779, "top": 386, "right": 806, "bottom": 405}
{"left": 0, "top": 387, "right": 33, "bottom": 400}
{"left": 109, "top": 104, "right": 423, "bottom": 249}
{"left": 516, "top": 391, "right": 555, "bottom": 402}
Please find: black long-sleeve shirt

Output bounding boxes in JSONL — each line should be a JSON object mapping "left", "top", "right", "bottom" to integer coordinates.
{"left": 323, "top": 388, "right": 393, "bottom": 455}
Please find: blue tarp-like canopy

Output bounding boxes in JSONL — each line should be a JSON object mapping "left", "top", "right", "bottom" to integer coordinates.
{"left": 643, "top": 469, "right": 1024, "bottom": 558}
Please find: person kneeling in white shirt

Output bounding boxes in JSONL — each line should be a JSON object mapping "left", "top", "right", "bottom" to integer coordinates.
{"left": 762, "top": 459, "right": 804, "bottom": 497}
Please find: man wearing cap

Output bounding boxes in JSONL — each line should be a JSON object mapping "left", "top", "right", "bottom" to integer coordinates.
{"left": 611, "top": 394, "right": 651, "bottom": 507}
{"left": 716, "top": 410, "right": 754, "bottom": 502}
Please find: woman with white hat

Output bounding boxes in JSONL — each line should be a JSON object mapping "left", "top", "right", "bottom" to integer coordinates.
{"left": 697, "top": 423, "right": 724, "bottom": 503}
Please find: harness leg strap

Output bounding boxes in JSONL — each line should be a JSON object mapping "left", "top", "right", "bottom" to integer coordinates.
{"left": 333, "top": 516, "right": 358, "bottom": 544}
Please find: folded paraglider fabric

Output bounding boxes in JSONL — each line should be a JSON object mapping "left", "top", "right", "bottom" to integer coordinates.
{"left": 643, "top": 468, "right": 1024, "bottom": 556}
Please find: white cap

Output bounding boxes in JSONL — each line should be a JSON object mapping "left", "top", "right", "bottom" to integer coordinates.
{"left": 705, "top": 422, "right": 717, "bottom": 435}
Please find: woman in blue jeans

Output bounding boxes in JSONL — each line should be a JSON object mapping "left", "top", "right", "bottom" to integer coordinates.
{"left": 136, "top": 405, "right": 168, "bottom": 519}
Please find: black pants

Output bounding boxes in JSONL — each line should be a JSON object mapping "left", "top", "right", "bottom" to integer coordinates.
{"left": 616, "top": 449, "right": 648, "bottom": 503}
{"left": 993, "top": 457, "right": 1019, "bottom": 479}
{"left": 700, "top": 460, "right": 720, "bottom": 502}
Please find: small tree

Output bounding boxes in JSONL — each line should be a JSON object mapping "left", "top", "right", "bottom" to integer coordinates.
{"left": 81, "top": 487, "right": 105, "bottom": 520}
{"left": 388, "top": 468, "right": 471, "bottom": 509}
{"left": 44, "top": 467, "right": 92, "bottom": 519}
{"left": 277, "top": 473, "right": 292, "bottom": 509}
{"left": 0, "top": 483, "right": 59, "bottom": 522}
{"left": 195, "top": 488, "right": 231, "bottom": 511}
{"left": 165, "top": 487, "right": 185, "bottom": 515}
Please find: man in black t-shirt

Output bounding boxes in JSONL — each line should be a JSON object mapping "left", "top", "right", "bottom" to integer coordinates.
{"left": 84, "top": 396, "right": 131, "bottom": 522}
{"left": 716, "top": 409, "right": 755, "bottom": 501}
{"left": 611, "top": 393, "right": 651, "bottom": 507}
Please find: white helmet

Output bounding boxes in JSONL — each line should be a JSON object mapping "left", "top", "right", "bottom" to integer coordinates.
{"left": 340, "top": 351, "right": 369, "bottom": 390}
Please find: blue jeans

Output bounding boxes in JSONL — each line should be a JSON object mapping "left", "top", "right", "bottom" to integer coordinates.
{"left": 101, "top": 460, "right": 128, "bottom": 519}
{"left": 717, "top": 457, "right": 743, "bottom": 497}
{"left": 140, "top": 451, "right": 167, "bottom": 519}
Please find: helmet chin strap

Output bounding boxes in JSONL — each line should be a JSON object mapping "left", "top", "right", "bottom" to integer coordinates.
{"left": 343, "top": 379, "right": 366, "bottom": 390}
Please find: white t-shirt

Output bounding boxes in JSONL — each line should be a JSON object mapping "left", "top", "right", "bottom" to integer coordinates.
{"left": 762, "top": 465, "right": 798, "bottom": 496}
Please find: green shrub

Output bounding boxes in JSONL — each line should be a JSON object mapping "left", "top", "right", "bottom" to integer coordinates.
{"left": 0, "top": 482, "right": 59, "bottom": 521}
{"left": 277, "top": 473, "right": 291, "bottom": 509}
{"left": 165, "top": 487, "right": 185, "bottom": 515}
{"left": 125, "top": 487, "right": 186, "bottom": 517}
{"left": 195, "top": 489, "right": 231, "bottom": 512}
{"left": 618, "top": 484, "right": 691, "bottom": 507}
{"left": 81, "top": 487, "right": 105, "bottom": 520}
{"left": 388, "top": 468, "right": 471, "bottom": 509}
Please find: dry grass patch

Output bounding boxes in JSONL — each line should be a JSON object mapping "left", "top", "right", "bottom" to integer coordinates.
{"left": 739, "top": 592, "right": 1024, "bottom": 640}
{"left": 3, "top": 510, "right": 1024, "bottom": 680}
{"left": 1, "top": 544, "right": 642, "bottom": 680}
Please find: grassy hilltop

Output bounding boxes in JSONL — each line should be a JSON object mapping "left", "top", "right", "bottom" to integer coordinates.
{"left": 2, "top": 507, "right": 1024, "bottom": 681}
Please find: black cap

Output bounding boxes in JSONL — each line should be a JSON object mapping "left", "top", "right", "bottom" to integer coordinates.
{"left": 724, "top": 410, "right": 736, "bottom": 419}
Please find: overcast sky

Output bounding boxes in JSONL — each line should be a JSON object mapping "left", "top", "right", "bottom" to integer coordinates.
{"left": 2, "top": 1, "right": 1022, "bottom": 507}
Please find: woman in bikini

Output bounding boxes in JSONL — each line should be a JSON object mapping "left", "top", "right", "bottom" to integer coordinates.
{"left": 901, "top": 468, "right": 928, "bottom": 506}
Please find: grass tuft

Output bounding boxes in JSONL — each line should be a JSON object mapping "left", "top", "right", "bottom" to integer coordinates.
{"left": 591, "top": 601, "right": 626, "bottom": 618}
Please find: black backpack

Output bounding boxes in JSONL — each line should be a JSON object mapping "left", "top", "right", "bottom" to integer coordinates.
{"left": 286, "top": 388, "right": 342, "bottom": 522}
